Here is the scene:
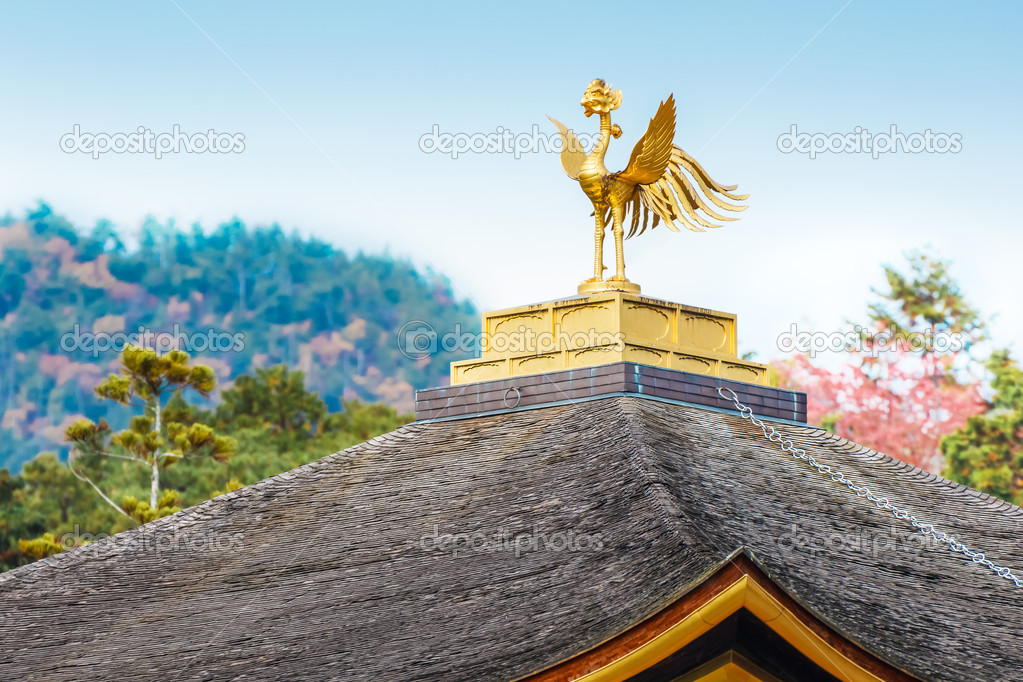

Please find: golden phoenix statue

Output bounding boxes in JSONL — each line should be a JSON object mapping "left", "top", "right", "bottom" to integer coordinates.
{"left": 548, "top": 79, "right": 748, "bottom": 294}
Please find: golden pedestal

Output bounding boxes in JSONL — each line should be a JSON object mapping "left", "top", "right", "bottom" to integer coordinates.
{"left": 577, "top": 279, "right": 642, "bottom": 295}
{"left": 450, "top": 290, "right": 768, "bottom": 386}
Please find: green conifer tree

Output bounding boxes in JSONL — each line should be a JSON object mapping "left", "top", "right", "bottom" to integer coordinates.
{"left": 941, "top": 350, "right": 1023, "bottom": 504}
{"left": 65, "top": 345, "right": 235, "bottom": 520}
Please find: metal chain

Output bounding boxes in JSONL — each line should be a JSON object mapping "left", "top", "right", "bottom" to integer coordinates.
{"left": 716, "top": 386, "right": 1023, "bottom": 589}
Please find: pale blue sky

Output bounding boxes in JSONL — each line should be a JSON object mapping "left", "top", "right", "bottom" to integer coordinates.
{"left": 1, "top": 1, "right": 1020, "bottom": 361}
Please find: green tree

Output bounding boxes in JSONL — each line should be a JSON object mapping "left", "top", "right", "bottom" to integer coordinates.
{"left": 214, "top": 365, "right": 326, "bottom": 435}
{"left": 0, "top": 468, "right": 47, "bottom": 570}
{"left": 121, "top": 490, "right": 183, "bottom": 525}
{"left": 65, "top": 345, "right": 235, "bottom": 519}
{"left": 941, "top": 350, "right": 1023, "bottom": 504}
{"left": 865, "top": 247, "right": 986, "bottom": 354}
{"left": 19, "top": 453, "right": 83, "bottom": 525}
{"left": 5, "top": 453, "right": 132, "bottom": 569}
{"left": 324, "top": 400, "right": 413, "bottom": 442}
{"left": 18, "top": 533, "right": 64, "bottom": 560}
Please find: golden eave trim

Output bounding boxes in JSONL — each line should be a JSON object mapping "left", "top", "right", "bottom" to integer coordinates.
{"left": 574, "top": 575, "right": 885, "bottom": 682}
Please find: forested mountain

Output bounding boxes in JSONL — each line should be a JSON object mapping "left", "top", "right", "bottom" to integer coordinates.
{"left": 0, "top": 203, "right": 478, "bottom": 472}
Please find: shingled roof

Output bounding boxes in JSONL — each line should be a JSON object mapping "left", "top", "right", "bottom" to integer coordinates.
{"left": 1, "top": 395, "right": 1021, "bottom": 681}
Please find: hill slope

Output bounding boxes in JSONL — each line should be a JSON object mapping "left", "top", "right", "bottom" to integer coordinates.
{"left": 0, "top": 203, "right": 478, "bottom": 471}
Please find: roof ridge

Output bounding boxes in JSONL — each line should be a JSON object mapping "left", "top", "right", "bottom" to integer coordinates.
{"left": 612, "top": 398, "right": 735, "bottom": 557}
{"left": 0, "top": 422, "right": 429, "bottom": 586}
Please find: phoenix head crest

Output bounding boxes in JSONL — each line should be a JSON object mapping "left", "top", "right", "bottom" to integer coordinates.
{"left": 580, "top": 79, "right": 622, "bottom": 117}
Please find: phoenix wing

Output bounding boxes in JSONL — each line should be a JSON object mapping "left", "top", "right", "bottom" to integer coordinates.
{"left": 617, "top": 95, "right": 676, "bottom": 186}
{"left": 612, "top": 94, "right": 748, "bottom": 237}
{"left": 632, "top": 146, "right": 748, "bottom": 235}
{"left": 547, "top": 115, "right": 586, "bottom": 180}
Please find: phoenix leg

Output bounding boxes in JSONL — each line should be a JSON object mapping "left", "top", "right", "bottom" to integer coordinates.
{"left": 592, "top": 206, "right": 606, "bottom": 281}
{"left": 611, "top": 204, "right": 627, "bottom": 281}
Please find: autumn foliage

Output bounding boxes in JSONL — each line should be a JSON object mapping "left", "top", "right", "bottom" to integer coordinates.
{"left": 775, "top": 352, "right": 984, "bottom": 473}
{"left": 774, "top": 249, "right": 988, "bottom": 474}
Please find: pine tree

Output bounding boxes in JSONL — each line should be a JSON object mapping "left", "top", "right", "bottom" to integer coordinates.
{"left": 65, "top": 345, "right": 235, "bottom": 521}
{"left": 865, "top": 247, "right": 986, "bottom": 352}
